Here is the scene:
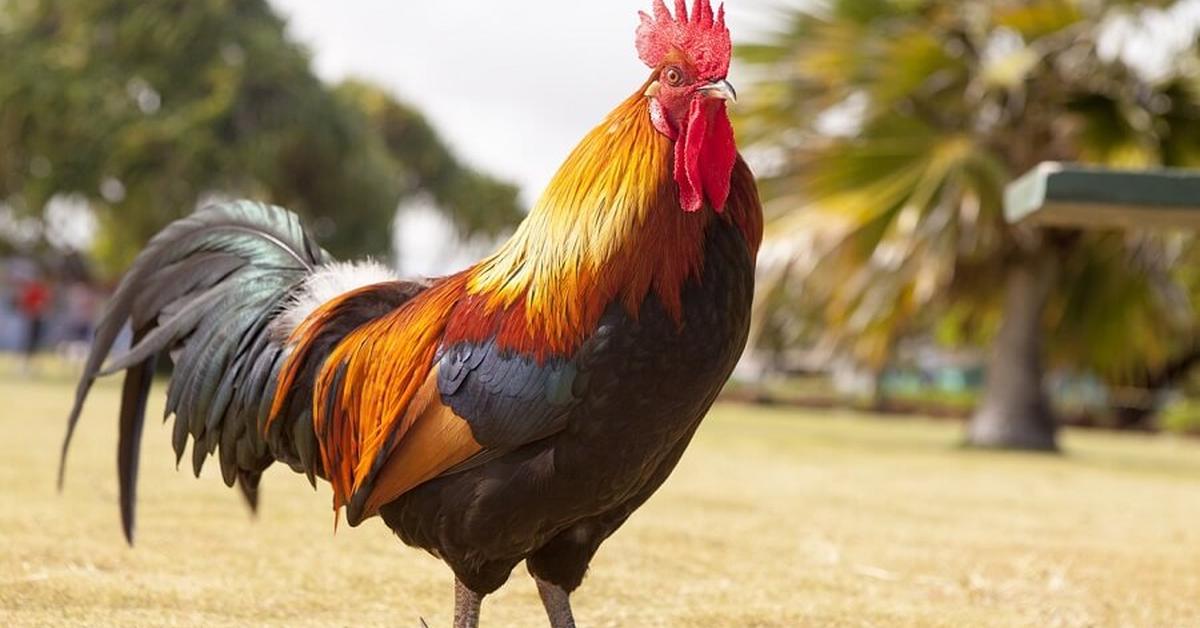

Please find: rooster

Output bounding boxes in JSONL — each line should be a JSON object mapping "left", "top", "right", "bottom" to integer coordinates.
{"left": 59, "top": 1, "right": 761, "bottom": 626}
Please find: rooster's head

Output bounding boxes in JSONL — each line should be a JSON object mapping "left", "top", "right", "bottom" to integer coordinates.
{"left": 636, "top": 0, "right": 736, "bottom": 213}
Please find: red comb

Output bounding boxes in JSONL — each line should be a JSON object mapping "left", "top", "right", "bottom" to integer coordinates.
{"left": 636, "top": 0, "right": 731, "bottom": 79}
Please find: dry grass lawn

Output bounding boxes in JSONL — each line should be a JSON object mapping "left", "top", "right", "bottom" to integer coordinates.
{"left": 2, "top": 366, "right": 1200, "bottom": 627}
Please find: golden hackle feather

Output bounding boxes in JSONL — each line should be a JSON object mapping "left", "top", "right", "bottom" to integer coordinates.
{"left": 468, "top": 89, "right": 710, "bottom": 354}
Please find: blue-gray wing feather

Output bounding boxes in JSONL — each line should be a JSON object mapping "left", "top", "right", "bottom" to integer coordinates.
{"left": 436, "top": 340, "right": 582, "bottom": 450}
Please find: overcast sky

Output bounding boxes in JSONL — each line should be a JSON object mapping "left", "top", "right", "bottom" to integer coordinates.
{"left": 268, "top": 1, "right": 779, "bottom": 205}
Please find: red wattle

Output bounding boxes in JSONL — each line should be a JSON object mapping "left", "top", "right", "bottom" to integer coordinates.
{"left": 674, "top": 99, "right": 707, "bottom": 213}
{"left": 700, "top": 102, "right": 735, "bottom": 212}
{"left": 673, "top": 98, "right": 735, "bottom": 213}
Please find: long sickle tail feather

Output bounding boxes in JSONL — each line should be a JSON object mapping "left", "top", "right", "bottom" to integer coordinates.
{"left": 58, "top": 200, "right": 331, "bottom": 544}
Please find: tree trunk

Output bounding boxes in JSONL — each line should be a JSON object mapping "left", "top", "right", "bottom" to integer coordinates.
{"left": 865, "top": 364, "right": 887, "bottom": 412}
{"left": 966, "top": 253, "right": 1059, "bottom": 451}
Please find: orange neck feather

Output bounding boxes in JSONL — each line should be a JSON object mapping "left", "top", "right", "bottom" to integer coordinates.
{"left": 451, "top": 88, "right": 757, "bottom": 358}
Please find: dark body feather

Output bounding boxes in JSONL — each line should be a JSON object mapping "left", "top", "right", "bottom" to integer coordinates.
{"left": 380, "top": 210, "right": 755, "bottom": 594}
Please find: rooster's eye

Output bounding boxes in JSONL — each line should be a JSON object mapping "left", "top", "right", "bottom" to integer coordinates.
{"left": 663, "top": 67, "right": 683, "bottom": 87}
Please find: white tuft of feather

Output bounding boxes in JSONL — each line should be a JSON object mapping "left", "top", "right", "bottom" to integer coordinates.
{"left": 271, "top": 260, "right": 400, "bottom": 341}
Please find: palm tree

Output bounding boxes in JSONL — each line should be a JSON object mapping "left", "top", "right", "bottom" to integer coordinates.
{"left": 738, "top": 0, "right": 1200, "bottom": 449}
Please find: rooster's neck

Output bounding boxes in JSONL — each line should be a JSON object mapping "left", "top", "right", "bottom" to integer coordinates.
{"left": 453, "top": 90, "right": 757, "bottom": 359}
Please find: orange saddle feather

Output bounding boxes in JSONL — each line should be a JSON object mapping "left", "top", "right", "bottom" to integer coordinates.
{"left": 359, "top": 371, "right": 482, "bottom": 519}
{"left": 270, "top": 274, "right": 483, "bottom": 522}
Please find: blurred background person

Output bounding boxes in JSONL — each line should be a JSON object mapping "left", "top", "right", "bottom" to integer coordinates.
{"left": 15, "top": 272, "right": 50, "bottom": 375}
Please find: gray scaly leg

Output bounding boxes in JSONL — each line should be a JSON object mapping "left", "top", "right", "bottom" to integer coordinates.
{"left": 454, "top": 579, "right": 482, "bottom": 628}
{"left": 535, "top": 577, "right": 576, "bottom": 628}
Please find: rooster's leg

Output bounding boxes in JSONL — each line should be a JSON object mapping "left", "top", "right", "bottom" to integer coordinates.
{"left": 534, "top": 577, "right": 576, "bottom": 628}
{"left": 453, "top": 578, "right": 482, "bottom": 628}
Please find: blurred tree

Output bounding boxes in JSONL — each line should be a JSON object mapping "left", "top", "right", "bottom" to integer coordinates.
{"left": 335, "top": 81, "right": 523, "bottom": 236}
{"left": 0, "top": 0, "right": 521, "bottom": 274}
{"left": 738, "top": 0, "right": 1200, "bottom": 449}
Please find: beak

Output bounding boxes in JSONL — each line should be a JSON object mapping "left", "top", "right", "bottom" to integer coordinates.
{"left": 699, "top": 79, "right": 737, "bottom": 103}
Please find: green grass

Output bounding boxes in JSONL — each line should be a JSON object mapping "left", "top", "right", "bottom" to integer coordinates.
{"left": 2, "top": 367, "right": 1200, "bottom": 626}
